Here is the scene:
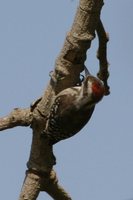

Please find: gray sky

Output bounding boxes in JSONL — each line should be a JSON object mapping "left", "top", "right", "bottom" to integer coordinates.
{"left": 0, "top": 1, "right": 133, "bottom": 200}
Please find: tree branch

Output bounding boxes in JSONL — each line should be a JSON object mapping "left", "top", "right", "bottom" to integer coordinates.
{"left": 0, "top": 108, "right": 32, "bottom": 131}
{"left": 1, "top": 0, "right": 108, "bottom": 199}
{"left": 96, "top": 19, "right": 110, "bottom": 95}
{"left": 19, "top": 169, "right": 72, "bottom": 200}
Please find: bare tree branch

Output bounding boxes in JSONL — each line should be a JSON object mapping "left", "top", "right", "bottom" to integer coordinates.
{"left": 0, "top": 97, "right": 43, "bottom": 131}
{"left": 1, "top": 0, "right": 109, "bottom": 199}
{"left": 0, "top": 108, "right": 32, "bottom": 131}
{"left": 96, "top": 19, "right": 110, "bottom": 95}
{"left": 19, "top": 169, "right": 72, "bottom": 200}
{"left": 19, "top": 171, "right": 40, "bottom": 200}
{"left": 41, "top": 170, "right": 72, "bottom": 200}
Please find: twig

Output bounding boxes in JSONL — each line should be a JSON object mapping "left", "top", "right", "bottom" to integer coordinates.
{"left": 96, "top": 19, "right": 110, "bottom": 95}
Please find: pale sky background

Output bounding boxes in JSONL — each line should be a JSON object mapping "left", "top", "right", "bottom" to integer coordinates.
{"left": 0, "top": 1, "right": 133, "bottom": 200}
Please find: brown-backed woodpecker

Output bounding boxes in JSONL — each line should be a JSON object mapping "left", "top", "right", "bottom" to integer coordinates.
{"left": 42, "top": 69, "right": 105, "bottom": 144}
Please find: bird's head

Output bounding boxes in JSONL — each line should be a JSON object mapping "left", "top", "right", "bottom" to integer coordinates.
{"left": 82, "top": 75, "right": 105, "bottom": 103}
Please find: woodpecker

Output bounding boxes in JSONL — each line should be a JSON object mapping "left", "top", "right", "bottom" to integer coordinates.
{"left": 42, "top": 69, "right": 105, "bottom": 144}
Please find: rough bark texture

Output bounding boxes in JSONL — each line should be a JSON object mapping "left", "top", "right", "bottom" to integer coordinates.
{"left": 0, "top": 0, "right": 109, "bottom": 199}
